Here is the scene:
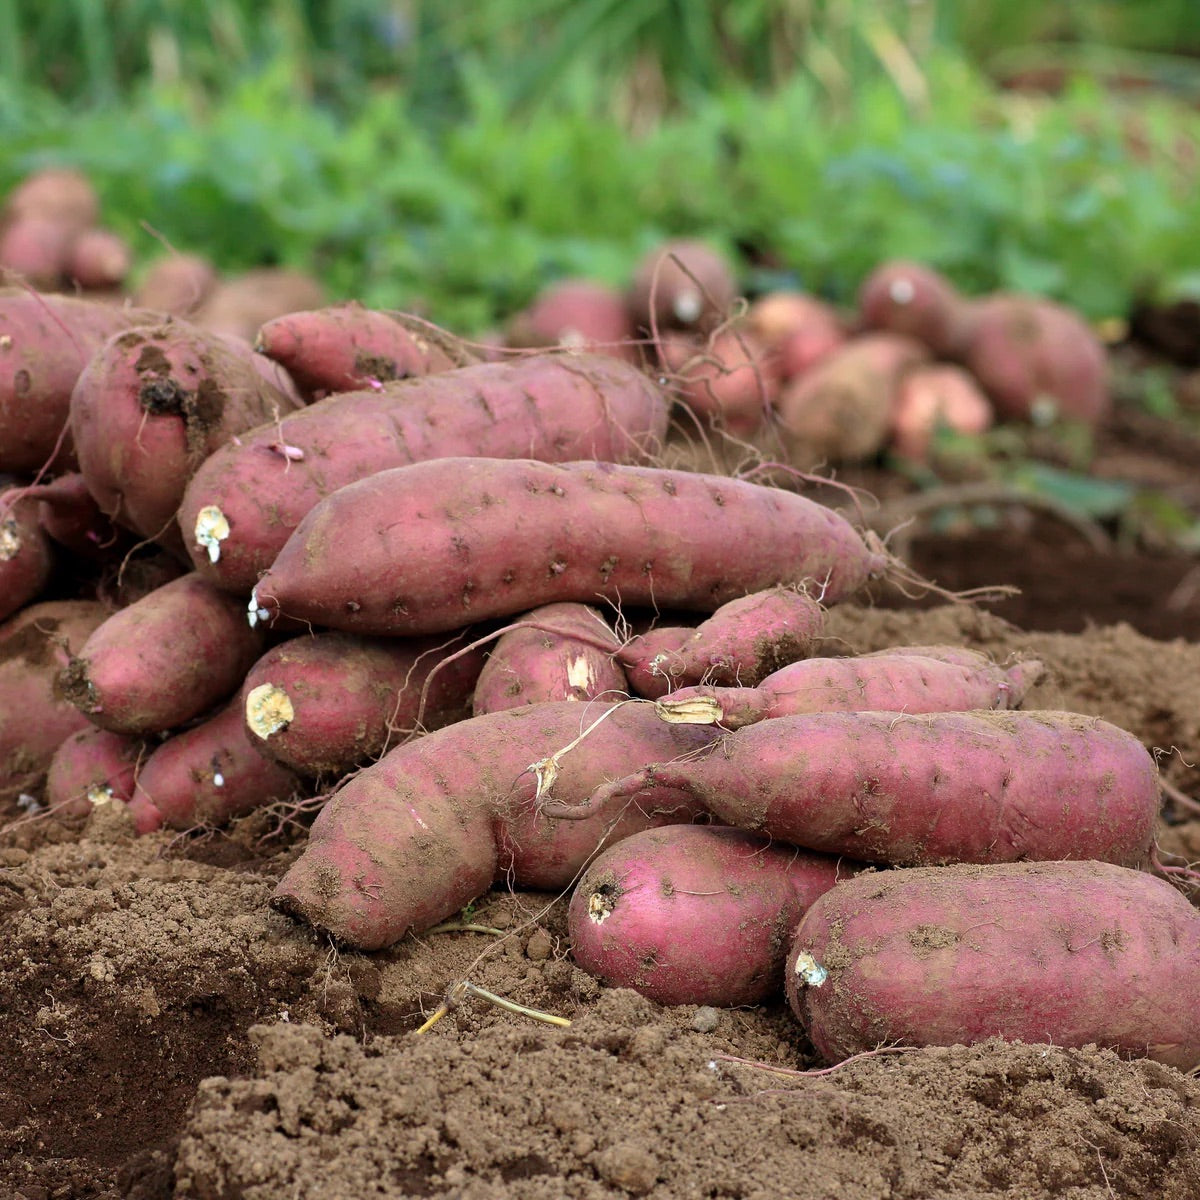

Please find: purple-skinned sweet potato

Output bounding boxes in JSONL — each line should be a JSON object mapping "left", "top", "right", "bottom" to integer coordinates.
{"left": 472, "top": 602, "right": 626, "bottom": 715}
{"left": 787, "top": 860, "right": 1200, "bottom": 1070}
{"left": 628, "top": 239, "right": 737, "bottom": 333}
{"left": 60, "top": 572, "right": 264, "bottom": 735}
{"left": 255, "top": 303, "right": 477, "bottom": 395}
{"left": 243, "top": 632, "right": 485, "bottom": 777}
{"left": 507, "top": 280, "right": 637, "bottom": 362}
{"left": 44, "top": 725, "right": 144, "bottom": 819}
{"left": 556, "top": 710, "right": 1158, "bottom": 869}
{"left": 569, "top": 825, "right": 862, "bottom": 1007}
{"left": 655, "top": 647, "right": 1045, "bottom": 729}
{"left": 25, "top": 471, "right": 133, "bottom": 561}
{"left": 251, "top": 459, "right": 887, "bottom": 637}
{"left": 179, "top": 352, "right": 672, "bottom": 593}
{"left": 0, "top": 599, "right": 108, "bottom": 806}
{"left": 69, "top": 320, "right": 303, "bottom": 543}
{"left": 856, "top": 260, "right": 970, "bottom": 357}
{"left": 0, "top": 486, "right": 54, "bottom": 621}
{"left": 271, "top": 700, "right": 720, "bottom": 950}
{"left": 127, "top": 699, "right": 303, "bottom": 834}
{"left": 618, "top": 586, "right": 825, "bottom": 700}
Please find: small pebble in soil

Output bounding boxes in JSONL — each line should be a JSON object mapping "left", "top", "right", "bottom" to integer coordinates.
{"left": 691, "top": 1006, "right": 720, "bottom": 1033}
{"left": 525, "top": 927, "right": 553, "bottom": 961}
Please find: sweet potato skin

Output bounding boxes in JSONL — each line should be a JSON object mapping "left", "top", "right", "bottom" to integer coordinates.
{"left": 855, "top": 261, "right": 969, "bottom": 358}
{"left": 628, "top": 239, "right": 737, "bottom": 332}
{"left": 254, "top": 458, "right": 886, "bottom": 636}
{"left": 582, "top": 710, "right": 1158, "bottom": 869}
{"left": 61, "top": 572, "right": 264, "bottom": 735}
{"left": 507, "top": 281, "right": 637, "bottom": 362}
{"left": 45, "top": 725, "right": 143, "bottom": 818}
{"left": 472, "top": 602, "right": 626, "bottom": 715}
{"left": 179, "top": 352, "right": 672, "bottom": 593}
{"left": 272, "top": 701, "right": 718, "bottom": 949}
{"left": 787, "top": 860, "right": 1200, "bottom": 1070}
{"left": 243, "top": 632, "right": 484, "bottom": 776}
{"left": 0, "top": 488, "right": 54, "bottom": 621}
{"left": 569, "top": 825, "right": 860, "bottom": 1007}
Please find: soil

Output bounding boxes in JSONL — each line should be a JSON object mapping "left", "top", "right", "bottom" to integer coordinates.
{"left": 3, "top": 406, "right": 1200, "bottom": 1200}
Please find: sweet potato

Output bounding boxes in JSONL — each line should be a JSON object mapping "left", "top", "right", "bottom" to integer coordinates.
{"left": 252, "top": 459, "right": 886, "bottom": 637}
{"left": 243, "top": 632, "right": 484, "bottom": 777}
{"left": 472, "top": 602, "right": 625, "bottom": 715}
{"left": 180, "top": 354, "right": 672, "bottom": 593}
{"left": 507, "top": 280, "right": 637, "bottom": 362}
{"left": 70, "top": 321, "right": 303, "bottom": 542}
{"left": 272, "top": 700, "right": 720, "bottom": 949}
{"left": 628, "top": 239, "right": 737, "bottom": 332}
{"left": 618, "top": 587, "right": 825, "bottom": 700}
{"left": 890, "top": 363, "right": 993, "bottom": 461}
{"left": 133, "top": 253, "right": 219, "bottom": 316}
{"left": 4, "top": 167, "right": 99, "bottom": 234}
{"left": 561, "top": 710, "right": 1158, "bottom": 869}
{"left": 255, "top": 303, "right": 477, "bottom": 396}
{"left": 776, "top": 333, "right": 930, "bottom": 463}
{"left": 44, "top": 725, "right": 144, "bottom": 819}
{"left": 127, "top": 700, "right": 303, "bottom": 834}
{"left": 0, "top": 599, "right": 108, "bottom": 805}
{"left": 190, "top": 268, "right": 325, "bottom": 344}
{"left": 0, "top": 291, "right": 157, "bottom": 474}
{"left": 30, "top": 471, "right": 133, "bottom": 560}
{"left": 787, "top": 860, "right": 1200, "bottom": 1070}
{"left": 0, "top": 215, "right": 75, "bottom": 288}
{"left": 658, "top": 327, "right": 780, "bottom": 435}
{"left": 655, "top": 647, "right": 1044, "bottom": 729}
{"left": 747, "top": 291, "right": 847, "bottom": 380}
{"left": 569, "top": 825, "right": 861, "bottom": 1007}
{"left": 855, "top": 261, "right": 969, "bottom": 356}
{"left": 60, "top": 572, "right": 264, "bottom": 735}
{"left": 0, "top": 487, "right": 54, "bottom": 621}
{"left": 66, "top": 228, "right": 132, "bottom": 290}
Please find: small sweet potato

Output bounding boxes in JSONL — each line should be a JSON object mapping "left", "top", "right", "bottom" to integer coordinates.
{"left": 570, "top": 825, "right": 861, "bottom": 1007}
{"left": 787, "top": 860, "right": 1200, "bottom": 1070}
{"left": 0, "top": 215, "right": 75, "bottom": 288}
{"left": 252, "top": 460, "right": 886, "bottom": 637}
{"left": 747, "top": 291, "right": 847, "bottom": 381}
{"left": 890, "top": 363, "right": 993, "bottom": 461}
{"left": 4, "top": 167, "right": 99, "bottom": 234}
{"left": 60, "top": 572, "right": 264, "bottom": 735}
{"left": 628, "top": 239, "right": 737, "bottom": 332}
{"left": 243, "top": 632, "right": 484, "bottom": 777}
{"left": 619, "top": 587, "right": 825, "bottom": 700}
{"left": 45, "top": 725, "right": 144, "bottom": 819}
{"left": 507, "top": 280, "right": 637, "bottom": 362}
{"left": 272, "top": 700, "right": 720, "bottom": 949}
{"left": 472, "top": 602, "right": 626, "bottom": 715}
{"left": 30, "top": 472, "right": 133, "bottom": 561}
{"left": 66, "top": 229, "right": 132, "bottom": 290}
{"left": 0, "top": 487, "right": 55, "bottom": 621}
{"left": 564, "top": 710, "right": 1158, "bottom": 869}
{"left": 255, "top": 303, "right": 477, "bottom": 395}
{"left": 128, "top": 699, "right": 303, "bottom": 833}
{"left": 856, "top": 260, "right": 969, "bottom": 357}
{"left": 133, "top": 253, "right": 219, "bottom": 316}
{"left": 0, "top": 599, "right": 108, "bottom": 805}
{"left": 180, "top": 352, "right": 672, "bottom": 593}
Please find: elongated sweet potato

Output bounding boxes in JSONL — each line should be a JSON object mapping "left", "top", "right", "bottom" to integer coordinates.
{"left": 569, "top": 825, "right": 861, "bottom": 1007}
{"left": 272, "top": 700, "right": 720, "bottom": 949}
{"left": 0, "top": 291, "right": 157, "bottom": 474}
{"left": 243, "top": 632, "right": 484, "bottom": 777}
{"left": 472, "top": 602, "right": 626, "bottom": 715}
{"left": 618, "top": 586, "right": 825, "bottom": 700}
{"left": 0, "top": 599, "right": 108, "bottom": 805}
{"left": 128, "top": 700, "right": 303, "bottom": 834}
{"left": 256, "top": 303, "right": 477, "bottom": 396}
{"left": 70, "top": 321, "right": 303, "bottom": 542}
{"left": 252, "top": 459, "right": 887, "bottom": 637}
{"left": 180, "top": 353, "right": 672, "bottom": 593}
{"left": 0, "top": 487, "right": 54, "bottom": 621}
{"left": 45, "top": 725, "right": 144, "bottom": 818}
{"left": 60, "top": 572, "right": 264, "bottom": 735}
{"left": 655, "top": 647, "right": 1044, "bottom": 729}
{"left": 787, "top": 860, "right": 1200, "bottom": 1070}
{"left": 560, "top": 710, "right": 1158, "bottom": 868}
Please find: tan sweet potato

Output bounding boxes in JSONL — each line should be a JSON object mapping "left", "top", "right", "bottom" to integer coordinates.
{"left": 191, "top": 268, "right": 325, "bottom": 343}
{"left": 133, "top": 254, "right": 219, "bottom": 316}
{"left": 66, "top": 228, "right": 132, "bottom": 290}
{"left": 890, "top": 363, "right": 993, "bottom": 461}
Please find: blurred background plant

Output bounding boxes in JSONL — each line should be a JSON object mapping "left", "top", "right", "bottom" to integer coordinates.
{"left": 0, "top": 0, "right": 1197, "bottom": 329}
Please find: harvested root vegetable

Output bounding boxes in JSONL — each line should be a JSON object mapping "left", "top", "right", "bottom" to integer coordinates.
{"left": 856, "top": 260, "right": 968, "bottom": 357}
{"left": 787, "top": 860, "right": 1200, "bottom": 1070}
{"left": 180, "top": 352, "right": 671, "bottom": 593}
{"left": 45, "top": 725, "right": 144, "bottom": 819}
{"left": 960, "top": 294, "right": 1110, "bottom": 424}
{"left": 619, "top": 587, "right": 824, "bottom": 700}
{"left": 0, "top": 488, "right": 54, "bottom": 621}
{"left": 3, "top": 167, "right": 99, "bottom": 234}
{"left": 656, "top": 647, "right": 1044, "bottom": 729}
{"left": 628, "top": 239, "right": 737, "bottom": 332}
{"left": 128, "top": 700, "right": 303, "bottom": 833}
{"left": 557, "top": 710, "right": 1158, "bottom": 869}
{"left": 66, "top": 229, "right": 131, "bottom": 290}
{"left": 747, "top": 291, "right": 847, "bottom": 380}
{"left": 252, "top": 458, "right": 886, "bottom": 637}
{"left": 659, "top": 327, "right": 779, "bottom": 435}
{"left": 61, "top": 573, "right": 264, "bottom": 735}
{"left": 0, "top": 291, "right": 157, "bottom": 474}
{"left": 570, "top": 825, "right": 862, "bottom": 1007}
{"left": 890, "top": 363, "right": 993, "bottom": 461}
{"left": 507, "top": 280, "right": 637, "bottom": 362}
{"left": 243, "top": 632, "right": 484, "bottom": 777}
{"left": 256, "top": 303, "right": 477, "bottom": 395}
{"left": 70, "top": 321, "right": 303, "bottom": 542}
{"left": 0, "top": 599, "right": 107, "bottom": 805}
{"left": 776, "top": 333, "right": 929, "bottom": 463}
{"left": 133, "top": 254, "right": 219, "bottom": 316}
{"left": 191, "top": 268, "right": 325, "bottom": 343}
{"left": 30, "top": 472, "right": 132, "bottom": 561}
{"left": 472, "top": 602, "right": 625, "bottom": 715}
{"left": 272, "top": 700, "right": 720, "bottom": 949}
{"left": 0, "top": 215, "right": 75, "bottom": 289}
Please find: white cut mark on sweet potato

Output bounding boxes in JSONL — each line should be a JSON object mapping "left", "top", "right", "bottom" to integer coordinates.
{"left": 0, "top": 516, "right": 20, "bottom": 561}
{"left": 246, "top": 682, "right": 295, "bottom": 740}
{"left": 87, "top": 784, "right": 114, "bottom": 807}
{"left": 793, "top": 951, "right": 828, "bottom": 987}
{"left": 194, "top": 504, "right": 230, "bottom": 564}
{"left": 655, "top": 695, "right": 722, "bottom": 725}
{"left": 566, "top": 654, "right": 596, "bottom": 693}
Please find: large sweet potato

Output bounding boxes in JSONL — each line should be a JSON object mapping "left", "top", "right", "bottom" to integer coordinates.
{"left": 179, "top": 352, "right": 672, "bottom": 593}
